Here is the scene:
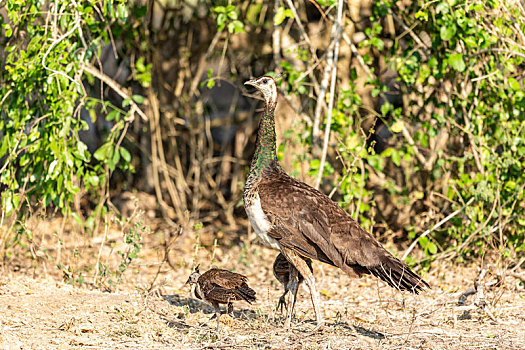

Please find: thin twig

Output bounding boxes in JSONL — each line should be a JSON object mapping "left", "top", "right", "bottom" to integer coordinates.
{"left": 401, "top": 126, "right": 428, "bottom": 166}
{"left": 272, "top": 0, "right": 282, "bottom": 67}
{"left": 84, "top": 65, "right": 148, "bottom": 121}
{"left": 402, "top": 197, "right": 475, "bottom": 261}
{"left": 312, "top": 30, "right": 336, "bottom": 145}
{"left": 474, "top": 48, "right": 525, "bottom": 60}
{"left": 284, "top": 0, "right": 319, "bottom": 62}
{"left": 93, "top": 223, "right": 108, "bottom": 286}
{"left": 314, "top": 0, "right": 343, "bottom": 189}
{"left": 41, "top": 7, "right": 83, "bottom": 88}
{"left": 384, "top": 5, "right": 430, "bottom": 58}
{"left": 456, "top": 192, "right": 500, "bottom": 252}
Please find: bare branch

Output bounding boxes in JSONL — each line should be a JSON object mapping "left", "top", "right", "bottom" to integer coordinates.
{"left": 83, "top": 65, "right": 148, "bottom": 121}
{"left": 314, "top": 0, "right": 344, "bottom": 189}
{"left": 402, "top": 197, "right": 475, "bottom": 261}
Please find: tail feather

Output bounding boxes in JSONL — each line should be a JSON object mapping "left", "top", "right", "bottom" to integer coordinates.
{"left": 367, "top": 256, "right": 429, "bottom": 293}
{"left": 235, "top": 284, "right": 256, "bottom": 303}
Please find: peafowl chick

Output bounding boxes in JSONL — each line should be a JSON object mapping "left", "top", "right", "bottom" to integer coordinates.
{"left": 186, "top": 266, "right": 256, "bottom": 331}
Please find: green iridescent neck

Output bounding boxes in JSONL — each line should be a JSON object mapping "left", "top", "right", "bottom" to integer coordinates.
{"left": 248, "top": 102, "right": 281, "bottom": 179}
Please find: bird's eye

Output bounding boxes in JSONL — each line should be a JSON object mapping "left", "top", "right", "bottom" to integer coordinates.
{"left": 262, "top": 79, "right": 268, "bottom": 84}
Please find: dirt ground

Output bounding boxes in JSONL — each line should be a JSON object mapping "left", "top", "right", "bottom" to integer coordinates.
{"left": 0, "top": 217, "right": 524, "bottom": 349}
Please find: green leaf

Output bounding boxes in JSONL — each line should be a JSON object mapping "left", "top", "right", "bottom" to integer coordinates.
{"left": 117, "top": 3, "right": 128, "bottom": 22}
{"left": 427, "top": 242, "right": 438, "bottom": 255}
{"left": 274, "top": 7, "right": 287, "bottom": 26}
{"left": 94, "top": 143, "right": 111, "bottom": 161}
{"left": 508, "top": 77, "right": 521, "bottom": 91}
{"left": 391, "top": 120, "right": 404, "bottom": 133}
{"left": 227, "top": 11, "right": 238, "bottom": 20}
{"left": 132, "top": 94, "right": 144, "bottom": 104}
{"left": 108, "top": 147, "right": 120, "bottom": 170}
{"left": 216, "top": 13, "right": 226, "bottom": 31}
{"left": 391, "top": 150, "right": 401, "bottom": 166}
{"left": 85, "top": 173, "right": 100, "bottom": 187}
{"left": 119, "top": 147, "right": 131, "bottom": 162}
{"left": 436, "top": 2, "right": 449, "bottom": 14}
{"left": 448, "top": 53, "right": 466, "bottom": 72}
{"left": 415, "top": 10, "right": 428, "bottom": 21}
{"left": 464, "top": 36, "right": 477, "bottom": 49}
{"left": 440, "top": 24, "right": 456, "bottom": 41}
{"left": 106, "top": 110, "right": 119, "bottom": 121}
{"left": 4, "top": 24, "right": 12, "bottom": 37}
{"left": 227, "top": 20, "right": 245, "bottom": 34}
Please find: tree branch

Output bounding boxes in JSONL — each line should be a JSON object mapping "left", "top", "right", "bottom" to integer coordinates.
{"left": 314, "top": 0, "right": 343, "bottom": 189}
{"left": 83, "top": 65, "right": 148, "bottom": 121}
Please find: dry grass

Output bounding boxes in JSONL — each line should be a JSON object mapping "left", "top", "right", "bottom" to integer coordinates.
{"left": 0, "top": 216, "right": 524, "bottom": 349}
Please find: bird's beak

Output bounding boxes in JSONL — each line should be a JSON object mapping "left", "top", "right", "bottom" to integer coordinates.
{"left": 244, "top": 79, "right": 257, "bottom": 87}
{"left": 185, "top": 277, "right": 191, "bottom": 285}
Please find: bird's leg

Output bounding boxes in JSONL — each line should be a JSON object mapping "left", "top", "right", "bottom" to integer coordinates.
{"left": 213, "top": 302, "right": 221, "bottom": 332}
{"left": 277, "top": 289, "right": 288, "bottom": 313}
{"left": 199, "top": 312, "right": 217, "bottom": 328}
{"left": 303, "top": 272, "right": 324, "bottom": 333}
{"left": 198, "top": 302, "right": 221, "bottom": 331}
{"left": 227, "top": 302, "right": 234, "bottom": 317}
{"left": 282, "top": 249, "right": 324, "bottom": 331}
{"left": 284, "top": 267, "right": 299, "bottom": 328}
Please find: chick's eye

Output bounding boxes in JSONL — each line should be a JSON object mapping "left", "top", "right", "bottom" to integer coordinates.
{"left": 262, "top": 79, "right": 268, "bottom": 84}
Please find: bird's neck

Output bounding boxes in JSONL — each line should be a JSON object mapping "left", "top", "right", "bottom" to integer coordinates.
{"left": 247, "top": 101, "right": 281, "bottom": 186}
{"left": 193, "top": 283, "right": 203, "bottom": 300}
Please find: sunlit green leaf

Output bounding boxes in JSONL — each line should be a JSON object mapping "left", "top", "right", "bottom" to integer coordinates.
{"left": 440, "top": 24, "right": 456, "bottom": 41}
{"left": 448, "top": 53, "right": 466, "bottom": 72}
{"left": 119, "top": 146, "right": 131, "bottom": 162}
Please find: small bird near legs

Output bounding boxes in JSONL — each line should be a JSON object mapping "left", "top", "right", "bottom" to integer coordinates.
{"left": 273, "top": 252, "right": 313, "bottom": 316}
{"left": 186, "top": 266, "right": 256, "bottom": 332}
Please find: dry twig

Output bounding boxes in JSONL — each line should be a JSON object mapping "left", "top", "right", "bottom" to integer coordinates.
{"left": 314, "top": 0, "right": 344, "bottom": 189}
{"left": 402, "top": 197, "right": 475, "bottom": 261}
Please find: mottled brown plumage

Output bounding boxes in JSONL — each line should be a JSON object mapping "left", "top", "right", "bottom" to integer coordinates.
{"left": 259, "top": 166, "right": 429, "bottom": 293}
{"left": 186, "top": 267, "right": 256, "bottom": 331}
{"left": 244, "top": 75, "right": 429, "bottom": 330}
{"left": 273, "top": 253, "right": 313, "bottom": 312}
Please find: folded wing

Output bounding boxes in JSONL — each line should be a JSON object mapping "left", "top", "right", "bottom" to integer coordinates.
{"left": 258, "top": 171, "right": 429, "bottom": 293}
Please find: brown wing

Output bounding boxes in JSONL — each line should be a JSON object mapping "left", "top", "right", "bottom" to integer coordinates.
{"left": 259, "top": 170, "right": 429, "bottom": 292}
{"left": 201, "top": 281, "right": 244, "bottom": 303}
{"left": 200, "top": 269, "right": 248, "bottom": 289}
{"left": 200, "top": 269, "right": 256, "bottom": 303}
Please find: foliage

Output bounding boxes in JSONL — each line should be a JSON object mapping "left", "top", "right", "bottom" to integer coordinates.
{"left": 268, "top": 0, "right": 524, "bottom": 264}
{"left": 359, "top": 0, "right": 525, "bottom": 261}
{"left": 1, "top": 0, "right": 523, "bottom": 271}
{"left": 0, "top": 0, "right": 141, "bottom": 237}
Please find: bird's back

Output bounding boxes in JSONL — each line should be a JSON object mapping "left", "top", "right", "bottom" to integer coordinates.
{"left": 199, "top": 269, "right": 256, "bottom": 303}
{"left": 259, "top": 169, "right": 429, "bottom": 293}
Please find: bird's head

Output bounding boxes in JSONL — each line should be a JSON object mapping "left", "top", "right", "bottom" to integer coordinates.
{"left": 244, "top": 75, "right": 277, "bottom": 107}
{"left": 185, "top": 265, "right": 200, "bottom": 285}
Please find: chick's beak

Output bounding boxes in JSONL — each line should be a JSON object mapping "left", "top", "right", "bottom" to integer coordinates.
{"left": 185, "top": 277, "right": 191, "bottom": 285}
{"left": 244, "top": 79, "right": 257, "bottom": 87}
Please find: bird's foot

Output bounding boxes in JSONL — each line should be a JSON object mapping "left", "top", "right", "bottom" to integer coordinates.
{"left": 277, "top": 296, "right": 287, "bottom": 314}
